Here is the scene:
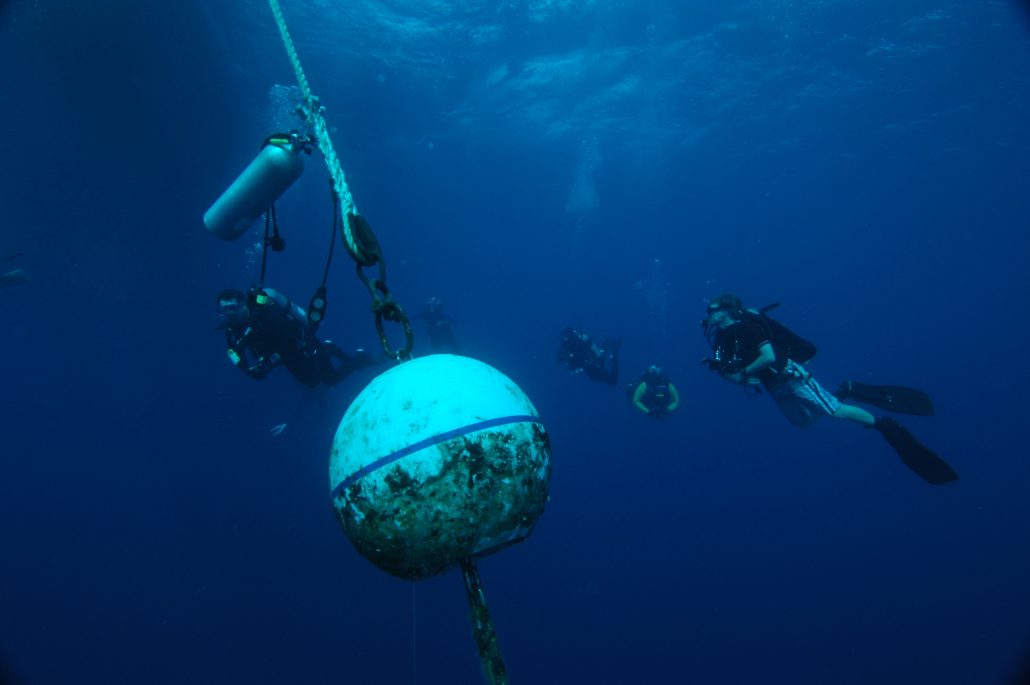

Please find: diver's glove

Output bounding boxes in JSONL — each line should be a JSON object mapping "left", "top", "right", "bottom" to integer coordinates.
{"left": 648, "top": 407, "right": 670, "bottom": 419}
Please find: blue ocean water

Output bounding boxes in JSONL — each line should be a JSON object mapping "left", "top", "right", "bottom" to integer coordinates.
{"left": 2, "top": 1, "right": 1029, "bottom": 683}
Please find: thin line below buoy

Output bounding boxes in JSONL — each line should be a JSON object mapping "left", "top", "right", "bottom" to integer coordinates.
{"left": 411, "top": 581, "right": 418, "bottom": 685}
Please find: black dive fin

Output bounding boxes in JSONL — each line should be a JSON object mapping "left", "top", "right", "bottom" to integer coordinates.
{"left": 875, "top": 417, "right": 958, "bottom": 485}
{"left": 837, "top": 381, "right": 935, "bottom": 416}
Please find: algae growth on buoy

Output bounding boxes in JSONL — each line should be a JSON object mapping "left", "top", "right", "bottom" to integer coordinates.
{"left": 329, "top": 354, "right": 551, "bottom": 580}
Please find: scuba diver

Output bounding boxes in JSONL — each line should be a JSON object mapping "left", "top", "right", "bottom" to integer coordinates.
{"left": 216, "top": 286, "right": 375, "bottom": 388}
{"left": 557, "top": 326, "right": 621, "bottom": 386}
{"left": 412, "top": 296, "right": 461, "bottom": 353}
{"left": 0, "top": 252, "right": 28, "bottom": 287}
{"left": 702, "top": 293, "right": 958, "bottom": 485}
{"left": 628, "top": 365, "right": 680, "bottom": 418}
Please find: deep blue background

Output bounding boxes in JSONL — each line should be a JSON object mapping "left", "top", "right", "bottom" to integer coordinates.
{"left": 2, "top": 1, "right": 1029, "bottom": 683}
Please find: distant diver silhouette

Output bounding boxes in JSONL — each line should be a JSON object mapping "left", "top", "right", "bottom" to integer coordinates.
{"left": 0, "top": 252, "right": 28, "bottom": 287}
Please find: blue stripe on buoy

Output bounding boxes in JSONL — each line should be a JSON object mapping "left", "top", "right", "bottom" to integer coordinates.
{"left": 331, "top": 414, "right": 542, "bottom": 499}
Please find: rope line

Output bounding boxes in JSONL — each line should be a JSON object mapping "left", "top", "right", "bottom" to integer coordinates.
{"left": 268, "top": 0, "right": 360, "bottom": 258}
{"left": 267, "top": 0, "right": 413, "bottom": 360}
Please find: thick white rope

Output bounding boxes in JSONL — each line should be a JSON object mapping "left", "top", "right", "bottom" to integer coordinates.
{"left": 268, "top": 0, "right": 361, "bottom": 257}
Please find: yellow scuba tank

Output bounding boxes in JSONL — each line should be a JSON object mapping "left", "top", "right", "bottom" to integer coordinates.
{"left": 203, "top": 134, "right": 307, "bottom": 241}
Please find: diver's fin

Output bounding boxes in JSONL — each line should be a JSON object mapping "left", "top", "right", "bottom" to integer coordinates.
{"left": 874, "top": 417, "right": 958, "bottom": 485}
{"left": 837, "top": 381, "right": 935, "bottom": 416}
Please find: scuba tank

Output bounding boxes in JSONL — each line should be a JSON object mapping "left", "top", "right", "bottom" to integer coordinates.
{"left": 749, "top": 304, "right": 817, "bottom": 365}
{"left": 204, "top": 133, "right": 309, "bottom": 241}
{"left": 251, "top": 286, "right": 308, "bottom": 323}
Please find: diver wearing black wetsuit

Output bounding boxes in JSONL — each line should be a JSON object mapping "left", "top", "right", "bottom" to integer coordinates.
{"left": 217, "top": 286, "right": 372, "bottom": 388}
{"left": 413, "top": 296, "right": 461, "bottom": 353}
{"left": 557, "top": 326, "right": 620, "bottom": 386}
{"left": 702, "top": 293, "right": 958, "bottom": 485}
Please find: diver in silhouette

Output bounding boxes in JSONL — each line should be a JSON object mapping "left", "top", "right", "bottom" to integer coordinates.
{"left": 557, "top": 326, "right": 620, "bottom": 386}
{"left": 702, "top": 293, "right": 958, "bottom": 485}
{"left": 216, "top": 286, "right": 374, "bottom": 388}
{"left": 628, "top": 365, "right": 680, "bottom": 418}
{"left": 413, "top": 296, "right": 461, "bottom": 353}
{"left": 0, "top": 252, "right": 28, "bottom": 287}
